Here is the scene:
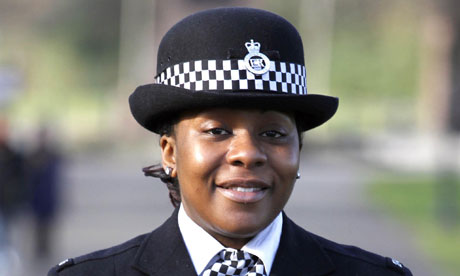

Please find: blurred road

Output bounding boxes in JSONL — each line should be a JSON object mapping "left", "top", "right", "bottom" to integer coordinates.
{"left": 8, "top": 147, "right": 442, "bottom": 275}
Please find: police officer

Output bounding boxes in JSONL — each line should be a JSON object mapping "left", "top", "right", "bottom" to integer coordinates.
{"left": 49, "top": 7, "right": 412, "bottom": 276}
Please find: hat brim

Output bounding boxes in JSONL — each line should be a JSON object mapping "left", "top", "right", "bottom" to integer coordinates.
{"left": 129, "top": 84, "right": 339, "bottom": 133}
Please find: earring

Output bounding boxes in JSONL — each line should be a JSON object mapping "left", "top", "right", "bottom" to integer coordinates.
{"left": 296, "top": 171, "right": 301, "bottom": 179}
{"left": 165, "top": 167, "right": 171, "bottom": 176}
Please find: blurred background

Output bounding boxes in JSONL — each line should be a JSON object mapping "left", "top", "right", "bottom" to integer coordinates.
{"left": 0, "top": 0, "right": 459, "bottom": 275}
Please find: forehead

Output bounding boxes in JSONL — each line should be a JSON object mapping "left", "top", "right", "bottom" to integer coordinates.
{"left": 177, "top": 108, "right": 296, "bottom": 126}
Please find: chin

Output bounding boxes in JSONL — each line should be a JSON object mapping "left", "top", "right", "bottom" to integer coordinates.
{"left": 215, "top": 211, "right": 271, "bottom": 237}
{"left": 216, "top": 224, "right": 263, "bottom": 240}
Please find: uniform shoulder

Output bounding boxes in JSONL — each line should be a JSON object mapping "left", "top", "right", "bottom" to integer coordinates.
{"left": 48, "top": 233, "right": 148, "bottom": 276}
{"left": 309, "top": 232, "right": 412, "bottom": 275}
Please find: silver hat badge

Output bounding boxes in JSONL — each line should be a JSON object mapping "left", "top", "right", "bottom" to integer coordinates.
{"left": 244, "top": 39, "right": 271, "bottom": 75}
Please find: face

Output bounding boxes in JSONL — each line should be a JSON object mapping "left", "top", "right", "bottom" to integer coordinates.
{"left": 160, "top": 108, "right": 300, "bottom": 248}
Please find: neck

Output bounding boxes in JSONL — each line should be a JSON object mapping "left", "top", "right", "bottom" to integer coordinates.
{"left": 211, "top": 233, "right": 252, "bottom": 249}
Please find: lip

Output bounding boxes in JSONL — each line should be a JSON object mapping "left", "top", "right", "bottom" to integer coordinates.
{"left": 215, "top": 178, "right": 270, "bottom": 203}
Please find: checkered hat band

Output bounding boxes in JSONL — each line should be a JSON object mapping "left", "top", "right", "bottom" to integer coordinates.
{"left": 155, "top": 59, "right": 307, "bottom": 95}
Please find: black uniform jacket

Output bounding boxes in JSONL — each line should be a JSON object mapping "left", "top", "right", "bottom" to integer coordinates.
{"left": 49, "top": 209, "right": 412, "bottom": 276}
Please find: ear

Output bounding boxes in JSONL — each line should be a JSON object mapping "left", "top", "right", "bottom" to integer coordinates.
{"left": 160, "top": 135, "right": 177, "bottom": 177}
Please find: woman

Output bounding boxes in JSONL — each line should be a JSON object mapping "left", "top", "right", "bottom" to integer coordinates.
{"left": 49, "top": 7, "right": 412, "bottom": 276}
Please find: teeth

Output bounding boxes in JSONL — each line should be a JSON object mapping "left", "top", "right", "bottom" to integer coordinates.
{"left": 230, "top": 187, "right": 262, "bottom": 192}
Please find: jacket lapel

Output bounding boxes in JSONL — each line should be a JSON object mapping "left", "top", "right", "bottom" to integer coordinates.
{"left": 270, "top": 213, "right": 335, "bottom": 276}
{"left": 131, "top": 208, "right": 197, "bottom": 276}
{"left": 130, "top": 209, "right": 335, "bottom": 276}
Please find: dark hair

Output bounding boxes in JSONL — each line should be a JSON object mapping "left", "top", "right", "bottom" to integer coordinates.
{"left": 143, "top": 112, "right": 304, "bottom": 208}
{"left": 143, "top": 118, "right": 181, "bottom": 207}
{"left": 143, "top": 164, "right": 181, "bottom": 208}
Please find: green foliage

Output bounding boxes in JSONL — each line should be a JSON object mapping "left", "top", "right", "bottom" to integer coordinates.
{"left": 331, "top": 1, "right": 419, "bottom": 98}
{"left": 265, "top": 0, "right": 302, "bottom": 26}
{"left": 369, "top": 175, "right": 460, "bottom": 275}
{"left": 2, "top": 0, "right": 425, "bottom": 140}
{"left": 36, "top": 0, "right": 121, "bottom": 89}
{"left": 265, "top": 0, "right": 421, "bottom": 133}
{"left": 2, "top": 0, "right": 121, "bottom": 137}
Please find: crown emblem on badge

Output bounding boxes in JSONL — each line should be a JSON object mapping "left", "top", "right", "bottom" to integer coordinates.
{"left": 245, "top": 39, "right": 261, "bottom": 53}
{"left": 244, "top": 39, "right": 270, "bottom": 75}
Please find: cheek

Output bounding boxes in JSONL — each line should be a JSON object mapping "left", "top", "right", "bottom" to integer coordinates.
{"left": 177, "top": 142, "right": 217, "bottom": 175}
{"left": 271, "top": 148, "right": 299, "bottom": 202}
{"left": 176, "top": 141, "right": 226, "bottom": 222}
{"left": 272, "top": 147, "right": 300, "bottom": 177}
{"left": 189, "top": 143, "right": 206, "bottom": 165}
{"left": 176, "top": 140, "right": 224, "bottom": 197}
{"left": 267, "top": 147, "right": 299, "bottom": 200}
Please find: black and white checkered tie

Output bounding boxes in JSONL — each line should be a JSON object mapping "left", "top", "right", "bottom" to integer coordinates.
{"left": 203, "top": 248, "right": 267, "bottom": 276}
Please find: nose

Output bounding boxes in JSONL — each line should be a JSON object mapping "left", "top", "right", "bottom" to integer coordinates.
{"left": 226, "top": 131, "right": 267, "bottom": 168}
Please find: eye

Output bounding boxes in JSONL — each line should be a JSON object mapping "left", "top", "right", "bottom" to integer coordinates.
{"left": 206, "top": 128, "right": 231, "bottom": 135}
{"left": 261, "top": 130, "right": 285, "bottom": 138}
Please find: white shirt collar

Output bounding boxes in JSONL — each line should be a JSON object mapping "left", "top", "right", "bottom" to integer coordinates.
{"left": 178, "top": 204, "right": 283, "bottom": 275}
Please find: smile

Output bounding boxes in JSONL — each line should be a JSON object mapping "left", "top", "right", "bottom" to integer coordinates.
{"left": 229, "top": 187, "right": 263, "bottom": 192}
{"left": 215, "top": 179, "right": 269, "bottom": 203}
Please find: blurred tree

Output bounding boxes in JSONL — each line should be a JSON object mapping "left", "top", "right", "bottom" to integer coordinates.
{"left": 442, "top": 0, "right": 460, "bottom": 133}
{"left": 434, "top": 0, "right": 460, "bottom": 227}
{"left": 265, "top": 0, "right": 301, "bottom": 26}
{"left": 331, "top": 0, "right": 419, "bottom": 99}
{"left": 37, "top": 0, "right": 122, "bottom": 89}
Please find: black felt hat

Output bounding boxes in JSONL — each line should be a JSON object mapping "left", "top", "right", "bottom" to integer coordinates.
{"left": 129, "top": 7, "right": 338, "bottom": 133}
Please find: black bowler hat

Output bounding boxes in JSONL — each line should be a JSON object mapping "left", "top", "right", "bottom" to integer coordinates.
{"left": 129, "top": 7, "right": 338, "bottom": 133}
